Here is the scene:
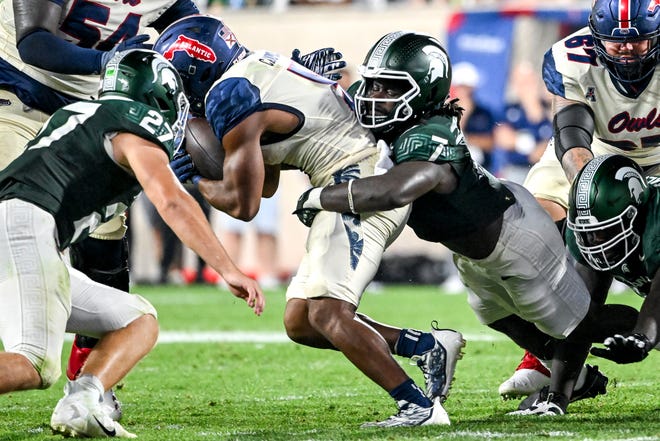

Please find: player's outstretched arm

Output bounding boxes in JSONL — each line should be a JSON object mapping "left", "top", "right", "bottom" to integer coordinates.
{"left": 295, "top": 161, "right": 451, "bottom": 227}
{"left": 116, "top": 133, "right": 265, "bottom": 315}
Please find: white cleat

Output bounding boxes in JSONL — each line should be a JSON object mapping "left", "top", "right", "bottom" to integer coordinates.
{"left": 361, "top": 397, "right": 450, "bottom": 428}
{"left": 413, "top": 323, "right": 466, "bottom": 402}
{"left": 51, "top": 381, "right": 136, "bottom": 438}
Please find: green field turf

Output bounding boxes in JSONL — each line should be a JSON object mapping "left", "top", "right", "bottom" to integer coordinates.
{"left": 1, "top": 284, "right": 658, "bottom": 441}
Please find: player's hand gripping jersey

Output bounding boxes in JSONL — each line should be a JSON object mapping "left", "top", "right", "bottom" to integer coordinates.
{"left": 204, "top": 51, "right": 379, "bottom": 187}
{"left": 0, "top": 98, "right": 179, "bottom": 249}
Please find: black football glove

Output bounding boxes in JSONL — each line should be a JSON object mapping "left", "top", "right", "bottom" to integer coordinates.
{"left": 291, "top": 47, "right": 347, "bottom": 81}
{"left": 590, "top": 333, "right": 653, "bottom": 364}
{"left": 293, "top": 187, "right": 323, "bottom": 227}
{"left": 170, "top": 152, "right": 201, "bottom": 185}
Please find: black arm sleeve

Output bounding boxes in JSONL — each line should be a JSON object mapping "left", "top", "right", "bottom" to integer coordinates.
{"left": 553, "top": 103, "right": 595, "bottom": 162}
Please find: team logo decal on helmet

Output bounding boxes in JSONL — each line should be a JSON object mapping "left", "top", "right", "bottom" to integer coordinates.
{"left": 615, "top": 165, "right": 647, "bottom": 202}
{"left": 649, "top": 0, "right": 660, "bottom": 14}
{"left": 161, "top": 35, "right": 218, "bottom": 64}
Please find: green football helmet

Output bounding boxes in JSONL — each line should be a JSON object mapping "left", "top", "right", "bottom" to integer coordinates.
{"left": 99, "top": 49, "right": 190, "bottom": 151}
{"left": 354, "top": 31, "right": 451, "bottom": 135}
{"left": 567, "top": 154, "right": 650, "bottom": 271}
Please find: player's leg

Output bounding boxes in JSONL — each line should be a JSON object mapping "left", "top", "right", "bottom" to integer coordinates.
{"left": 51, "top": 267, "right": 158, "bottom": 438}
{"left": 284, "top": 212, "right": 465, "bottom": 392}
{"left": 285, "top": 207, "right": 453, "bottom": 427}
{"left": 499, "top": 143, "right": 572, "bottom": 398}
{"left": 0, "top": 201, "right": 70, "bottom": 393}
{"left": 66, "top": 217, "right": 130, "bottom": 422}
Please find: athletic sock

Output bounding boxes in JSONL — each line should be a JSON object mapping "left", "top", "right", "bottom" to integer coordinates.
{"left": 389, "top": 378, "right": 432, "bottom": 408}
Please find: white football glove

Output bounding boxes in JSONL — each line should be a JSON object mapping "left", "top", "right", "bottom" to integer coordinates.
{"left": 374, "top": 139, "right": 394, "bottom": 176}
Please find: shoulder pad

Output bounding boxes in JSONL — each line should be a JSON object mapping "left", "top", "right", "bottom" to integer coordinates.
{"left": 205, "top": 77, "right": 262, "bottom": 139}
{"left": 392, "top": 117, "right": 469, "bottom": 164}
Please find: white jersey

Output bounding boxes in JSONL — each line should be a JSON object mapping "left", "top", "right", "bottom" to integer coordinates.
{"left": 545, "top": 26, "right": 660, "bottom": 167}
{"left": 0, "top": 0, "right": 176, "bottom": 100}
{"left": 205, "top": 51, "right": 377, "bottom": 187}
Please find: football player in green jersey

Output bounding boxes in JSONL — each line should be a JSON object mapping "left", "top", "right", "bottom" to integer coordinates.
{"left": 295, "top": 31, "right": 639, "bottom": 416}
{"left": 566, "top": 154, "right": 659, "bottom": 364}
{"left": 0, "top": 49, "right": 263, "bottom": 438}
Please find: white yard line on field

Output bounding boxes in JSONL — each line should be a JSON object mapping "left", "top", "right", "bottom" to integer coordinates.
{"left": 64, "top": 331, "right": 504, "bottom": 344}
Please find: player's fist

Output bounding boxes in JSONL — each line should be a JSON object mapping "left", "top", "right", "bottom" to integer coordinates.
{"left": 590, "top": 333, "right": 653, "bottom": 364}
{"left": 293, "top": 187, "right": 323, "bottom": 227}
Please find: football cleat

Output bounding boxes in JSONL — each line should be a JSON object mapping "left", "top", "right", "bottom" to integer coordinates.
{"left": 507, "top": 393, "right": 566, "bottom": 417}
{"left": 51, "top": 381, "right": 136, "bottom": 438}
{"left": 361, "top": 397, "right": 450, "bottom": 428}
{"left": 499, "top": 351, "right": 551, "bottom": 399}
{"left": 412, "top": 323, "right": 466, "bottom": 401}
{"left": 516, "top": 364, "right": 608, "bottom": 411}
{"left": 102, "top": 389, "right": 123, "bottom": 422}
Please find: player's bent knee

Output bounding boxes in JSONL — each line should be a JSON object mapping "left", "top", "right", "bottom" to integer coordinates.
{"left": 17, "top": 349, "right": 63, "bottom": 389}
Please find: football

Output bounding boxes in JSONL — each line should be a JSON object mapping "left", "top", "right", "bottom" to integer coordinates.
{"left": 184, "top": 117, "right": 224, "bottom": 180}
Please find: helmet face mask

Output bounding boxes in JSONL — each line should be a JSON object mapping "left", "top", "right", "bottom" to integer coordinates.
{"left": 567, "top": 154, "right": 650, "bottom": 271}
{"left": 570, "top": 204, "right": 640, "bottom": 270}
{"left": 154, "top": 15, "right": 248, "bottom": 117}
{"left": 100, "top": 49, "right": 190, "bottom": 152}
{"left": 354, "top": 70, "right": 420, "bottom": 129}
{"left": 354, "top": 31, "right": 451, "bottom": 135}
{"left": 589, "top": 0, "right": 660, "bottom": 84}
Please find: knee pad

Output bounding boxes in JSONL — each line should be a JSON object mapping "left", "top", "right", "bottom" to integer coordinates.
{"left": 70, "top": 237, "right": 130, "bottom": 291}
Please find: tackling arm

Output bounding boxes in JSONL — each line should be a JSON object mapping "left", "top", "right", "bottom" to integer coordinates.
{"left": 115, "top": 133, "right": 264, "bottom": 315}
{"left": 320, "top": 162, "right": 450, "bottom": 213}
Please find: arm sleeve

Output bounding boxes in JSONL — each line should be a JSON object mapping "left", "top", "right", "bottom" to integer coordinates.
{"left": 17, "top": 28, "right": 103, "bottom": 74}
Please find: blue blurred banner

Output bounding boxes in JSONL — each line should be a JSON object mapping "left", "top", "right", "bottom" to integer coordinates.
{"left": 446, "top": 9, "right": 590, "bottom": 120}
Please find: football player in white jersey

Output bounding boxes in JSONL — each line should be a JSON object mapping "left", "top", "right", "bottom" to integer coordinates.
{"left": 502, "top": 0, "right": 660, "bottom": 403}
{"left": 156, "top": 16, "right": 467, "bottom": 428}
{"left": 0, "top": 1, "right": 346, "bottom": 419}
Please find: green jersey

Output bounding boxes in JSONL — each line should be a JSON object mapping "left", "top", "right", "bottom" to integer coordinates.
{"left": 566, "top": 184, "right": 660, "bottom": 298}
{"left": 391, "top": 114, "right": 515, "bottom": 242}
{"left": 0, "top": 98, "right": 178, "bottom": 250}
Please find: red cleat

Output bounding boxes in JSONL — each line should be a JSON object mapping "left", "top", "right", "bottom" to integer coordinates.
{"left": 499, "top": 351, "right": 551, "bottom": 399}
